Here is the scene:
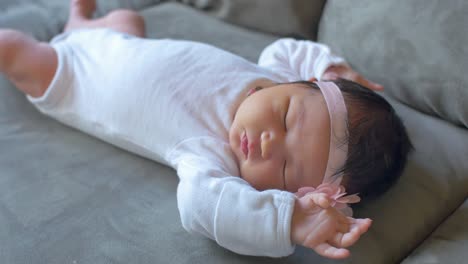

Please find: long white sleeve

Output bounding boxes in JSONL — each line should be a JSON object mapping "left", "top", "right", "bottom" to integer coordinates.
{"left": 170, "top": 140, "right": 297, "bottom": 257}
{"left": 258, "top": 38, "right": 347, "bottom": 82}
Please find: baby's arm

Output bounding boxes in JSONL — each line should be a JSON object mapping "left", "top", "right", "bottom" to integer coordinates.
{"left": 291, "top": 193, "right": 372, "bottom": 259}
{"left": 175, "top": 155, "right": 371, "bottom": 259}
{"left": 258, "top": 38, "right": 383, "bottom": 90}
{"left": 175, "top": 155, "right": 297, "bottom": 257}
{"left": 258, "top": 38, "right": 346, "bottom": 81}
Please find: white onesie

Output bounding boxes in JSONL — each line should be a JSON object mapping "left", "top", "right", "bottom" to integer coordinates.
{"left": 27, "top": 29, "right": 346, "bottom": 257}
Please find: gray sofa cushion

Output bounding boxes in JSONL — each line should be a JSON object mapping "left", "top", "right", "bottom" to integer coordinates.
{"left": 176, "top": 0, "right": 326, "bottom": 39}
{"left": 1, "top": 1, "right": 467, "bottom": 264}
{"left": 143, "top": 2, "right": 277, "bottom": 62}
{"left": 402, "top": 198, "right": 468, "bottom": 264}
{"left": 318, "top": 0, "right": 468, "bottom": 128}
{"left": 350, "top": 97, "right": 468, "bottom": 263}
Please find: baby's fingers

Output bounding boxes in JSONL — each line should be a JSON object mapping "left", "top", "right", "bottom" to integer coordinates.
{"left": 306, "top": 193, "right": 331, "bottom": 209}
{"left": 330, "top": 225, "right": 363, "bottom": 248}
{"left": 355, "top": 75, "right": 384, "bottom": 91}
{"left": 314, "top": 243, "right": 350, "bottom": 259}
{"left": 333, "top": 218, "right": 372, "bottom": 247}
{"left": 350, "top": 218, "right": 373, "bottom": 233}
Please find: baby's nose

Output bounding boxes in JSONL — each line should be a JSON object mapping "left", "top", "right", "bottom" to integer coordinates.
{"left": 261, "top": 131, "right": 275, "bottom": 159}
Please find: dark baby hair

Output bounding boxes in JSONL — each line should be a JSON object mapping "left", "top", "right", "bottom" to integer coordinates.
{"left": 290, "top": 79, "right": 413, "bottom": 200}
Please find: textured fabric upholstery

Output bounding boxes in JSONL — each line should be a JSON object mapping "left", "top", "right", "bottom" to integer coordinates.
{"left": 175, "top": 0, "right": 326, "bottom": 39}
{"left": 318, "top": 0, "right": 468, "bottom": 128}
{"left": 0, "top": 1, "right": 467, "bottom": 263}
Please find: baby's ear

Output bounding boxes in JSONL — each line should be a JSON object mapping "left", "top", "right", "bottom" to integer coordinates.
{"left": 308, "top": 77, "right": 318, "bottom": 82}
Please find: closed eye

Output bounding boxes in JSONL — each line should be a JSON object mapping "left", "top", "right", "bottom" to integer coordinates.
{"left": 284, "top": 100, "right": 290, "bottom": 131}
{"left": 283, "top": 112, "right": 288, "bottom": 131}
{"left": 282, "top": 98, "right": 290, "bottom": 189}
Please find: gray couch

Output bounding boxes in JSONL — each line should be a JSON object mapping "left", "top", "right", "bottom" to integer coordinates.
{"left": 1, "top": 1, "right": 466, "bottom": 263}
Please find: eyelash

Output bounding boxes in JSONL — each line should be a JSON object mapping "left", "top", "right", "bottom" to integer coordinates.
{"left": 283, "top": 107, "right": 289, "bottom": 131}
{"left": 282, "top": 100, "right": 290, "bottom": 189}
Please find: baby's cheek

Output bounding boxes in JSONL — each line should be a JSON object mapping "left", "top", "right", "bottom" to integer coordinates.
{"left": 240, "top": 162, "right": 281, "bottom": 191}
{"left": 239, "top": 166, "right": 258, "bottom": 188}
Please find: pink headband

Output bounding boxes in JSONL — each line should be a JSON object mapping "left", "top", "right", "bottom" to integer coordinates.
{"left": 295, "top": 81, "right": 360, "bottom": 215}
{"left": 316, "top": 81, "right": 348, "bottom": 184}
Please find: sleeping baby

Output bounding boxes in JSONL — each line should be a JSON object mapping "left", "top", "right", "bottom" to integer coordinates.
{"left": 0, "top": 0, "right": 412, "bottom": 259}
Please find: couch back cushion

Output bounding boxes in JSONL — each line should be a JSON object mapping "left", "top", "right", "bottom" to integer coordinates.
{"left": 318, "top": 0, "right": 468, "bottom": 128}
{"left": 0, "top": 0, "right": 163, "bottom": 41}
{"left": 177, "top": 0, "right": 326, "bottom": 39}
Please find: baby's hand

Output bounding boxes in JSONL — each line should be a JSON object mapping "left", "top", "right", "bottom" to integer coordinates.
{"left": 291, "top": 193, "right": 372, "bottom": 259}
{"left": 314, "top": 64, "right": 384, "bottom": 91}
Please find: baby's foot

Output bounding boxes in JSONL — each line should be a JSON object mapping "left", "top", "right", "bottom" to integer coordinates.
{"left": 64, "top": 0, "right": 97, "bottom": 32}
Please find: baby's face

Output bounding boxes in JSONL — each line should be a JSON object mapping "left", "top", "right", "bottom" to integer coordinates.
{"left": 229, "top": 83, "right": 331, "bottom": 192}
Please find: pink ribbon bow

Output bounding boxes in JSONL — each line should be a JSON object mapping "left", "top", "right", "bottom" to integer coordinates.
{"left": 295, "top": 177, "right": 361, "bottom": 212}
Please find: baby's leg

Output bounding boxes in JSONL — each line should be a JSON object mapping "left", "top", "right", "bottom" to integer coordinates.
{"left": 64, "top": 0, "right": 146, "bottom": 38}
{"left": 0, "top": 30, "right": 57, "bottom": 98}
{"left": 0, "top": 0, "right": 146, "bottom": 98}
